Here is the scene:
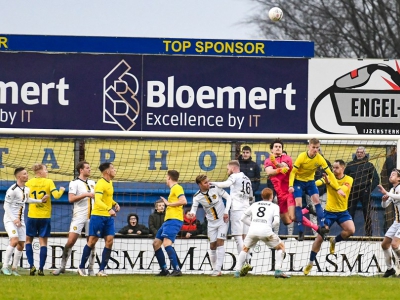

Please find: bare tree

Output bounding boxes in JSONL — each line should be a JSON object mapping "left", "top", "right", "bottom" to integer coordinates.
{"left": 246, "top": 0, "right": 400, "bottom": 58}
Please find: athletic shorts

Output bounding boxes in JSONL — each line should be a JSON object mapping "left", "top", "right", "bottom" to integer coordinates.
{"left": 385, "top": 222, "right": 400, "bottom": 239}
{"left": 324, "top": 210, "right": 353, "bottom": 227}
{"left": 89, "top": 215, "right": 115, "bottom": 238}
{"left": 244, "top": 233, "right": 281, "bottom": 249}
{"left": 4, "top": 221, "right": 26, "bottom": 241}
{"left": 277, "top": 193, "right": 295, "bottom": 214}
{"left": 207, "top": 219, "right": 228, "bottom": 243}
{"left": 155, "top": 219, "right": 183, "bottom": 243}
{"left": 69, "top": 217, "right": 90, "bottom": 235}
{"left": 26, "top": 217, "right": 51, "bottom": 238}
{"left": 230, "top": 210, "right": 249, "bottom": 235}
{"left": 293, "top": 180, "right": 319, "bottom": 198}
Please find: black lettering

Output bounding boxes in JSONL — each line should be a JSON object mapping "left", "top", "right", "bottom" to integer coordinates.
{"left": 122, "top": 250, "right": 146, "bottom": 270}
{"left": 360, "top": 98, "right": 369, "bottom": 117}
{"left": 372, "top": 98, "right": 380, "bottom": 117}
{"left": 341, "top": 253, "right": 363, "bottom": 273}
{"left": 198, "top": 252, "right": 212, "bottom": 271}
{"left": 365, "top": 254, "right": 382, "bottom": 273}
{"left": 222, "top": 252, "right": 236, "bottom": 271}
{"left": 176, "top": 246, "right": 196, "bottom": 270}
{"left": 351, "top": 98, "right": 359, "bottom": 116}
{"left": 325, "top": 254, "right": 338, "bottom": 272}
{"left": 106, "top": 250, "right": 120, "bottom": 269}
{"left": 288, "top": 253, "right": 302, "bottom": 272}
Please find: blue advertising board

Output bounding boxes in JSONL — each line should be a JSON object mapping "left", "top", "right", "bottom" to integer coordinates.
{"left": 0, "top": 52, "right": 308, "bottom": 134}
{"left": 0, "top": 34, "right": 314, "bottom": 58}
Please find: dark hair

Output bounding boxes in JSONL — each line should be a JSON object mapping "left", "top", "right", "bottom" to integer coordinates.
{"left": 99, "top": 162, "right": 112, "bottom": 172}
{"left": 168, "top": 170, "right": 179, "bottom": 181}
{"left": 76, "top": 161, "right": 89, "bottom": 174}
{"left": 242, "top": 145, "right": 251, "bottom": 152}
{"left": 195, "top": 174, "right": 208, "bottom": 185}
{"left": 270, "top": 139, "right": 284, "bottom": 150}
{"left": 334, "top": 159, "right": 346, "bottom": 167}
{"left": 14, "top": 167, "right": 25, "bottom": 176}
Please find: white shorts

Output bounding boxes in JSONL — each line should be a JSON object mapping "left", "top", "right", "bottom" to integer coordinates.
{"left": 385, "top": 222, "right": 400, "bottom": 239}
{"left": 230, "top": 210, "right": 249, "bottom": 235}
{"left": 207, "top": 219, "right": 228, "bottom": 243}
{"left": 244, "top": 233, "right": 281, "bottom": 249}
{"left": 69, "top": 217, "right": 90, "bottom": 235}
{"left": 4, "top": 221, "right": 26, "bottom": 241}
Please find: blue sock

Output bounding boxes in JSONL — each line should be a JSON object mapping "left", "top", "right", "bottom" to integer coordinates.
{"left": 25, "top": 243, "right": 34, "bottom": 267}
{"left": 39, "top": 246, "right": 47, "bottom": 271}
{"left": 99, "top": 247, "right": 112, "bottom": 271}
{"left": 335, "top": 234, "right": 344, "bottom": 243}
{"left": 155, "top": 248, "right": 167, "bottom": 271}
{"left": 310, "top": 251, "right": 317, "bottom": 262}
{"left": 165, "top": 245, "right": 180, "bottom": 271}
{"left": 79, "top": 245, "right": 92, "bottom": 269}
{"left": 295, "top": 206, "right": 304, "bottom": 232}
{"left": 315, "top": 203, "right": 324, "bottom": 227}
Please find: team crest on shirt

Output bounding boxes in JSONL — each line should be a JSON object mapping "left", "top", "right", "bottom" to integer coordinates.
{"left": 73, "top": 226, "right": 77, "bottom": 231}
{"left": 97, "top": 231, "right": 101, "bottom": 235}
{"left": 12, "top": 230, "right": 16, "bottom": 234}
{"left": 212, "top": 195, "right": 217, "bottom": 199}
{"left": 90, "top": 185, "right": 95, "bottom": 189}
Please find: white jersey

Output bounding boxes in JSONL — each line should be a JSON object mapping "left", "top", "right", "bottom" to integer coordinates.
{"left": 69, "top": 178, "right": 95, "bottom": 220}
{"left": 382, "top": 184, "right": 400, "bottom": 223}
{"left": 243, "top": 201, "right": 279, "bottom": 236}
{"left": 213, "top": 172, "right": 252, "bottom": 211}
{"left": 191, "top": 185, "right": 231, "bottom": 223}
{"left": 3, "top": 184, "right": 40, "bottom": 223}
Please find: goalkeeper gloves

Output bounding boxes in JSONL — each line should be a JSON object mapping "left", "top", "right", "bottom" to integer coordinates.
{"left": 276, "top": 167, "right": 289, "bottom": 174}
{"left": 270, "top": 154, "right": 277, "bottom": 166}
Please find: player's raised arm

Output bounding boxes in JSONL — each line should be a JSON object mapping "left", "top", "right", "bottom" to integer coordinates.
{"left": 211, "top": 178, "right": 234, "bottom": 189}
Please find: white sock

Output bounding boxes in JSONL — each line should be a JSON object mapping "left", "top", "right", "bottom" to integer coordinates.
{"left": 236, "top": 251, "right": 247, "bottom": 272}
{"left": 88, "top": 247, "right": 96, "bottom": 270}
{"left": 246, "top": 251, "right": 252, "bottom": 264}
{"left": 215, "top": 246, "right": 225, "bottom": 272}
{"left": 275, "top": 249, "right": 284, "bottom": 270}
{"left": 3, "top": 245, "right": 15, "bottom": 268}
{"left": 12, "top": 249, "right": 23, "bottom": 269}
{"left": 234, "top": 236, "right": 243, "bottom": 255}
{"left": 392, "top": 246, "right": 400, "bottom": 264}
{"left": 383, "top": 248, "right": 393, "bottom": 269}
{"left": 209, "top": 249, "right": 217, "bottom": 270}
{"left": 273, "top": 221, "right": 280, "bottom": 234}
{"left": 287, "top": 222, "right": 294, "bottom": 236}
{"left": 61, "top": 246, "right": 72, "bottom": 269}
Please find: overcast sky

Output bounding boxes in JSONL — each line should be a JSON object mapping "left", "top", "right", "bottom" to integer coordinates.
{"left": 0, "top": 0, "right": 264, "bottom": 40}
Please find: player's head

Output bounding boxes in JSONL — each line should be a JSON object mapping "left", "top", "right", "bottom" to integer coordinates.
{"left": 32, "top": 163, "right": 48, "bottom": 178}
{"left": 167, "top": 170, "right": 179, "bottom": 185}
{"left": 270, "top": 139, "right": 284, "bottom": 156}
{"left": 389, "top": 168, "right": 400, "bottom": 185}
{"left": 227, "top": 160, "right": 240, "bottom": 175}
{"left": 241, "top": 145, "right": 252, "bottom": 160}
{"left": 14, "top": 167, "right": 28, "bottom": 183}
{"left": 261, "top": 188, "right": 273, "bottom": 201}
{"left": 308, "top": 138, "right": 320, "bottom": 157}
{"left": 195, "top": 174, "right": 210, "bottom": 192}
{"left": 76, "top": 161, "right": 90, "bottom": 177}
{"left": 154, "top": 199, "right": 165, "bottom": 212}
{"left": 356, "top": 146, "right": 367, "bottom": 160}
{"left": 99, "top": 162, "right": 116, "bottom": 179}
{"left": 333, "top": 159, "right": 346, "bottom": 177}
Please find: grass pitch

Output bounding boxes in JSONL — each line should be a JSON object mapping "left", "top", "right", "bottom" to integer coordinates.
{"left": 0, "top": 269, "right": 398, "bottom": 300}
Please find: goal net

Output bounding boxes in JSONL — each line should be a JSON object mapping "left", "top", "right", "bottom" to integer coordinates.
{"left": 0, "top": 129, "right": 398, "bottom": 276}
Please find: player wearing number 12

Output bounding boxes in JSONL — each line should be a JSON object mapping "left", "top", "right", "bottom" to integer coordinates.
{"left": 25, "top": 164, "right": 65, "bottom": 276}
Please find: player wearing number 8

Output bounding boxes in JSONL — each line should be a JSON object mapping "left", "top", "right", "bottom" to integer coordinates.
{"left": 25, "top": 164, "right": 65, "bottom": 276}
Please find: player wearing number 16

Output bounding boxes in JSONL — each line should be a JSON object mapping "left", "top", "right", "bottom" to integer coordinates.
{"left": 25, "top": 164, "right": 65, "bottom": 276}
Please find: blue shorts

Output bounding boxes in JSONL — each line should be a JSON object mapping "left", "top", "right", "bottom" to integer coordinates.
{"left": 324, "top": 211, "right": 353, "bottom": 227}
{"left": 26, "top": 218, "right": 51, "bottom": 238}
{"left": 155, "top": 219, "right": 183, "bottom": 243}
{"left": 293, "top": 180, "right": 319, "bottom": 198}
{"left": 89, "top": 215, "right": 115, "bottom": 238}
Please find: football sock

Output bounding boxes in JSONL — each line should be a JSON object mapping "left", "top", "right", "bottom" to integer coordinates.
{"left": 393, "top": 246, "right": 400, "bottom": 261}
{"left": 12, "top": 249, "right": 23, "bottom": 269}
{"left": 302, "top": 216, "right": 318, "bottom": 231}
{"left": 99, "top": 247, "right": 111, "bottom": 271}
{"left": 287, "top": 222, "right": 294, "bottom": 235}
{"left": 88, "top": 247, "right": 96, "bottom": 269}
{"left": 275, "top": 249, "right": 284, "bottom": 270}
{"left": 155, "top": 248, "right": 167, "bottom": 271}
{"left": 216, "top": 246, "right": 225, "bottom": 272}
{"left": 309, "top": 250, "right": 317, "bottom": 264}
{"left": 209, "top": 249, "right": 217, "bottom": 270}
{"left": 295, "top": 206, "right": 304, "bottom": 232}
{"left": 383, "top": 248, "right": 393, "bottom": 269}
{"left": 315, "top": 203, "right": 324, "bottom": 227}
{"left": 236, "top": 251, "right": 247, "bottom": 272}
{"left": 165, "top": 245, "right": 180, "bottom": 271}
{"left": 39, "top": 246, "right": 47, "bottom": 271}
{"left": 79, "top": 244, "right": 92, "bottom": 269}
{"left": 25, "top": 243, "right": 34, "bottom": 267}
{"left": 335, "top": 234, "right": 344, "bottom": 244}
{"left": 3, "top": 245, "right": 15, "bottom": 268}
{"left": 61, "top": 246, "right": 72, "bottom": 268}
{"left": 234, "top": 236, "right": 244, "bottom": 255}
{"left": 246, "top": 251, "right": 252, "bottom": 264}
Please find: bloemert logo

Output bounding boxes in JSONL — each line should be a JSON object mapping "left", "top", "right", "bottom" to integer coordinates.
{"left": 311, "top": 61, "right": 400, "bottom": 134}
{"left": 103, "top": 60, "right": 140, "bottom": 131}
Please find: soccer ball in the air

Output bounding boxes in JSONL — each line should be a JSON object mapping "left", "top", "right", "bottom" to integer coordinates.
{"left": 269, "top": 7, "right": 283, "bottom": 22}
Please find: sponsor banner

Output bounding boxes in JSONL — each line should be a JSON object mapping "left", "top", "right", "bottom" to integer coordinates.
{"left": 0, "top": 34, "right": 314, "bottom": 58}
{"left": 309, "top": 58, "right": 400, "bottom": 135}
{"left": 4, "top": 237, "right": 383, "bottom": 276}
{"left": 0, "top": 52, "right": 309, "bottom": 134}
